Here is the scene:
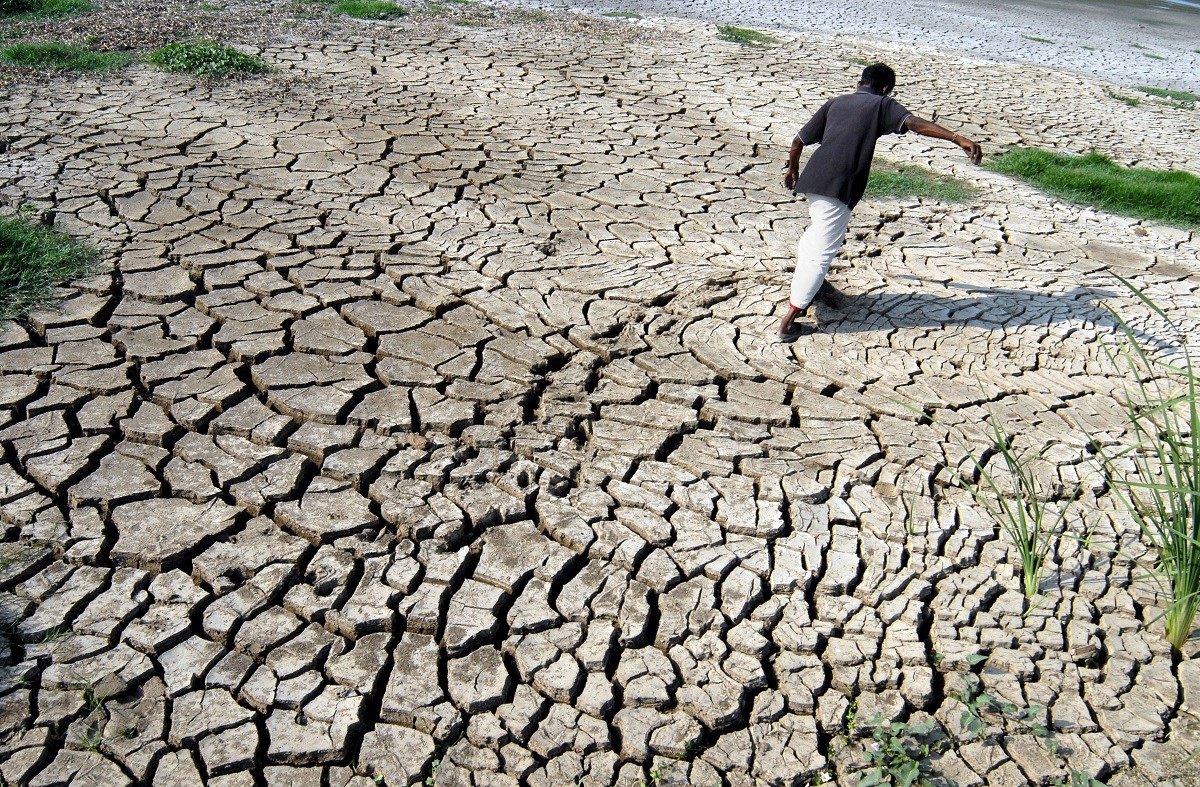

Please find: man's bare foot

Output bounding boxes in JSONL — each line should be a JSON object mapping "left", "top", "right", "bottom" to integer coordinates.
{"left": 777, "top": 303, "right": 806, "bottom": 339}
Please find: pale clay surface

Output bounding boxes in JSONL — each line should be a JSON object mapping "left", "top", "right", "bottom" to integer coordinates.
{"left": 1, "top": 6, "right": 1200, "bottom": 787}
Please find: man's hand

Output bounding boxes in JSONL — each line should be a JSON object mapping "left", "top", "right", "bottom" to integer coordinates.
{"left": 905, "top": 116, "right": 983, "bottom": 165}
{"left": 956, "top": 136, "right": 983, "bottom": 165}
{"left": 783, "top": 167, "right": 798, "bottom": 191}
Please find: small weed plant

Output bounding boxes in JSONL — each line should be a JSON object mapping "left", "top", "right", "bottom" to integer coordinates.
{"left": 866, "top": 163, "right": 977, "bottom": 203}
{"left": 957, "top": 418, "right": 1075, "bottom": 598}
{"left": 0, "top": 41, "right": 129, "bottom": 71}
{"left": 148, "top": 40, "right": 269, "bottom": 78}
{"left": 988, "top": 148, "right": 1200, "bottom": 229}
{"left": 1022, "top": 34, "right": 1054, "bottom": 44}
{"left": 1096, "top": 280, "right": 1200, "bottom": 650}
{"left": 856, "top": 715, "right": 941, "bottom": 787}
{"left": 717, "top": 25, "right": 777, "bottom": 46}
{"left": 0, "top": 210, "right": 97, "bottom": 319}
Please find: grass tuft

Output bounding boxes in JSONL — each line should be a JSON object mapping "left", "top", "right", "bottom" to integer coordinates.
{"left": 1135, "top": 85, "right": 1198, "bottom": 103}
{"left": 0, "top": 211, "right": 97, "bottom": 319}
{"left": 988, "top": 148, "right": 1200, "bottom": 228}
{"left": 333, "top": 0, "right": 407, "bottom": 18}
{"left": 717, "top": 25, "right": 777, "bottom": 46}
{"left": 1022, "top": 34, "right": 1054, "bottom": 44}
{"left": 957, "top": 418, "right": 1074, "bottom": 598}
{"left": 148, "top": 40, "right": 269, "bottom": 77}
{"left": 0, "top": 0, "right": 90, "bottom": 17}
{"left": 1104, "top": 88, "right": 1140, "bottom": 107}
{"left": 0, "top": 41, "right": 129, "bottom": 70}
{"left": 865, "top": 163, "right": 977, "bottom": 202}
{"left": 1098, "top": 280, "right": 1200, "bottom": 650}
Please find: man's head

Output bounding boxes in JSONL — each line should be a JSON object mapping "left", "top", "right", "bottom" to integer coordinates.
{"left": 859, "top": 63, "right": 897, "bottom": 95}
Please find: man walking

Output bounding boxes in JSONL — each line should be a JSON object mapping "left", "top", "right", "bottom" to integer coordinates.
{"left": 779, "top": 63, "right": 983, "bottom": 339}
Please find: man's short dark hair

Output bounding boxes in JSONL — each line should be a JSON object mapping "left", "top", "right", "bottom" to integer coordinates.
{"left": 860, "top": 63, "right": 897, "bottom": 92}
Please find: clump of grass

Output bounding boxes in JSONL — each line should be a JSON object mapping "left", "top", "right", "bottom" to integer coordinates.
{"left": 1098, "top": 281, "right": 1200, "bottom": 650}
{"left": 602, "top": 10, "right": 640, "bottom": 18}
{"left": 1022, "top": 34, "right": 1054, "bottom": 44}
{"left": 849, "top": 56, "right": 872, "bottom": 66}
{"left": 0, "top": 41, "right": 129, "bottom": 71}
{"left": 1104, "top": 88, "right": 1140, "bottom": 107}
{"left": 0, "top": 0, "right": 90, "bottom": 17}
{"left": 717, "top": 25, "right": 777, "bottom": 46}
{"left": 1082, "top": 44, "right": 1096, "bottom": 51}
{"left": 865, "top": 163, "right": 977, "bottom": 202}
{"left": 1135, "top": 85, "right": 1198, "bottom": 103}
{"left": 1130, "top": 42, "right": 1148, "bottom": 49}
{"left": 148, "top": 40, "right": 269, "bottom": 78}
{"left": 332, "top": 0, "right": 406, "bottom": 18}
{"left": 958, "top": 418, "right": 1074, "bottom": 598}
{"left": 1143, "top": 52, "right": 1166, "bottom": 61}
{"left": 0, "top": 211, "right": 97, "bottom": 319}
{"left": 989, "top": 148, "right": 1200, "bottom": 228}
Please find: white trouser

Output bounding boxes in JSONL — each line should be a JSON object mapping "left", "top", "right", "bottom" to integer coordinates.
{"left": 789, "top": 193, "right": 852, "bottom": 309}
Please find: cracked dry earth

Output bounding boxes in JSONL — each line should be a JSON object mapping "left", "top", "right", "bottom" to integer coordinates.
{"left": 2, "top": 10, "right": 1200, "bottom": 787}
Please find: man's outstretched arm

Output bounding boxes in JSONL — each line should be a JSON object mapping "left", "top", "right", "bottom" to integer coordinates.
{"left": 904, "top": 116, "right": 983, "bottom": 164}
{"left": 783, "top": 136, "right": 804, "bottom": 190}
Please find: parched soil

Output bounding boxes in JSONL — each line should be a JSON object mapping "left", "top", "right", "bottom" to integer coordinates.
{"left": 1, "top": 3, "right": 1199, "bottom": 786}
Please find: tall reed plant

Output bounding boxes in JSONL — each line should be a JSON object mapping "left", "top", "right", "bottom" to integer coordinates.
{"left": 958, "top": 418, "right": 1073, "bottom": 598}
{"left": 1098, "top": 279, "right": 1200, "bottom": 649}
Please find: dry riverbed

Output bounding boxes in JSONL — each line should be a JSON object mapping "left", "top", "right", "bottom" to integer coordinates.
{"left": 1, "top": 2, "right": 1199, "bottom": 785}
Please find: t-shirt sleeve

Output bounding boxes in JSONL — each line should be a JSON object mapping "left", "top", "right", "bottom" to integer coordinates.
{"left": 797, "top": 101, "right": 832, "bottom": 145}
{"left": 882, "top": 98, "right": 913, "bottom": 135}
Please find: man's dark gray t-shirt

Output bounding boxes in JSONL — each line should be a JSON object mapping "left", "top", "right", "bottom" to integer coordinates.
{"left": 793, "top": 89, "right": 912, "bottom": 210}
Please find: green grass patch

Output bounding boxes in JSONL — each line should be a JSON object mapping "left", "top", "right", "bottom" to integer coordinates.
{"left": 0, "top": 0, "right": 91, "bottom": 18}
{"left": 602, "top": 10, "right": 640, "bottom": 18}
{"left": 1130, "top": 42, "right": 1148, "bottom": 49}
{"left": 849, "top": 55, "right": 872, "bottom": 66}
{"left": 332, "top": 0, "right": 406, "bottom": 18}
{"left": 1135, "top": 85, "right": 1198, "bottom": 102}
{"left": 1021, "top": 34, "right": 1053, "bottom": 44}
{"left": 1105, "top": 88, "right": 1140, "bottom": 107}
{"left": 1081, "top": 44, "right": 1095, "bottom": 51}
{"left": 988, "top": 147, "right": 1200, "bottom": 228}
{"left": 865, "top": 163, "right": 977, "bottom": 202}
{"left": 0, "top": 41, "right": 130, "bottom": 71}
{"left": 717, "top": 25, "right": 777, "bottom": 46}
{"left": 0, "top": 212, "right": 97, "bottom": 320}
{"left": 148, "top": 40, "right": 269, "bottom": 78}
{"left": 1142, "top": 51, "right": 1166, "bottom": 60}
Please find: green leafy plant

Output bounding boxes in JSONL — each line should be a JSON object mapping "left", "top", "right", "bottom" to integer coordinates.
{"left": 148, "top": 40, "right": 270, "bottom": 78}
{"left": 952, "top": 668, "right": 1052, "bottom": 745}
{"left": 856, "top": 714, "right": 942, "bottom": 787}
{"left": 957, "top": 418, "right": 1076, "bottom": 598}
{"left": 0, "top": 209, "right": 97, "bottom": 319}
{"left": 0, "top": 0, "right": 90, "bottom": 17}
{"left": 0, "top": 41, "right": 130, "bottom": 71}
{"left": 988, "top": 148, "right": 1200, "bottom": 229}
{"left": 866, "top": 163, "right": 977, "bottom": 202}
{"left": 717, "top": 25, "right": 777, "bottom": 46}
{"left": 1095, "top": 280, "right": 1200, "bottom": 650}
